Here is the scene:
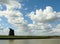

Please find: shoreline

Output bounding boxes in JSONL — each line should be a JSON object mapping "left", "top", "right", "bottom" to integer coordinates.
{"left": 0, "top": 36, "right": 60, "bottom": 39}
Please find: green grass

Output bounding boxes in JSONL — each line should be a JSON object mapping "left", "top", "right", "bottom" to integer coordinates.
{"left": 0, "top": 36, "right": 60, "bottom": 39}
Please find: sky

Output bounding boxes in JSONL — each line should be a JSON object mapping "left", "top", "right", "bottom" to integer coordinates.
{"left": 0, "top": 0, "right": 60, "bottom": 36}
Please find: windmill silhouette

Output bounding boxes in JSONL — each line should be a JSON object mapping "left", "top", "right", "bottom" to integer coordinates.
{"left": 9, "top": 28, "right": 14, "bottom": 36}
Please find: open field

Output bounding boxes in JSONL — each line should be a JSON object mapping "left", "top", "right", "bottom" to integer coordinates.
{"left": 0, "top": 36, "right": 60, "bottom": 39}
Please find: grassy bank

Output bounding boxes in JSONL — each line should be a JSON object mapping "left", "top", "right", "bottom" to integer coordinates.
{"left": 0, "top": 36, "right": 60, "bottom": 39}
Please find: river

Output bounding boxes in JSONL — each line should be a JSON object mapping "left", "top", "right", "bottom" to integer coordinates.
{"left": 0, "top": 39, "right": 60, "bottom": 44}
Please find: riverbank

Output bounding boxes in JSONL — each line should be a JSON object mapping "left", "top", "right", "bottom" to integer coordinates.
{"left": 0, "top": 36, "right": 60, "bottom": 39}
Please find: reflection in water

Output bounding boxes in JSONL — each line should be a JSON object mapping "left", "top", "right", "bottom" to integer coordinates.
{"left": 9, "top": 39, "right": 30, "bottom": 44}
{"left": 0, "top": 39, "right": 60, "bottom": 44}
{"left": 9, "top": 40, "right": 14, "bottom": 44}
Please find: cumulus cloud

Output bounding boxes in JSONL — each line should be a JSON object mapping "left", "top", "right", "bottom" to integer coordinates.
{"left": 47, "top": 24, "right": 60, "bottom": 35}
{"left": 27, "top": 6, "right": 60, "bottom": 35}
{"left": 28, "top": 23, "right": 53, "bottom": 36}
{"left": 28, "top": 6, "right": 60, "bottom": 23}
{"left": 0, "top": 24, "right": 9, "bottom": 35}
{"left": 0, "top": 10, "right": 28, "bottom": 34}
{"left": 0, "top": 28, "right": 9, "bottom": 35}
{"left": 52, "top": 24, "right": 60, "bottom": 32}
{"left": 0, "top": 0, "right": 60, "bottom": 36}
{"left": 0, "top": 0, "right": 25, "bottom": 28}
{"left": 0, "top": 0, "right": 21, "bottom": 10}
{"left": 0, "top": 0, "right": 8, "bottom": 4}
{"left": 0, "top": 0, "right": 19, "bottom": 4}
{"left": 6, "top": 1, "right": 21, "bottom": 10}
{"left": 0, "top": 0, "right": 29, "bottom": 35}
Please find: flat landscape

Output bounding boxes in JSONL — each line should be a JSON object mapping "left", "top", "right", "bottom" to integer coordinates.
{"left": 0, "top": 36, "right": 60, "bottom": 39}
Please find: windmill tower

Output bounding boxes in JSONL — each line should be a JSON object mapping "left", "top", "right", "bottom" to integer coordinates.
{"left": 9, "top": 28, "right": 14, "bottom": 36}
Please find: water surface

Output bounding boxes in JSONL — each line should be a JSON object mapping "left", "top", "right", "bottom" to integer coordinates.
{"left": 0, "top": 39, "right": 60, "bottom": 44}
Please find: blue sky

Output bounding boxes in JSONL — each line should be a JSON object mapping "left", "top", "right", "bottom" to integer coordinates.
{"left": 20, "top": 0, "right": 60, "bottom": 12}
{"left": 20, "top": 0, "right": 60, "bottom": 24}
{"left": 0, "top": 0, "right": 60, "bottom": 35}
{"left": 20, "top": 0, "right": 60, "bottom": 27}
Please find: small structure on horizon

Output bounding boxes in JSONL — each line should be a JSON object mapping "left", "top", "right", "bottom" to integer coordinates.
{"left": 9, "top": 28, "right": 14, "bottom": 36}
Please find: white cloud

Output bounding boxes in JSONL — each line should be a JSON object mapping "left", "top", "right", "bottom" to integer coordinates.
{"left": 0, "top": 0, "right": 8, "bottom": 4}
{"left": 0, "top": 29, "right": 9, "bottom": 35}
{"left": 0, "top": 24, "right": 9, "bottom": 35}
{"left": 27, "top": 23, "right": 52, "bottom": 35}
{"left": 0, "top": 0, "right": 19, "bottom": 4}
{"left": 0, "top": 0, "right": 22, "bottom": 10}
{"left": 6, "top": 1, "right": 21, "bottom": 10}
{"left": 28, "top": 6, "right": 60, "bottom": 23}
{"left": 0, "top": 0, "right": 60, "bottom": 36}
{"left": 0, "top": 0, "right": 29, "bottom": 35}
{"left": 4, "top": 10, "right": 28, "bottom": 32}
{"left": 27, "top": 6, "right": 60, "bottom": 35}
{"left": 52, "top": 24, "right": 60, "bottom": 32}
{"left": 48, "top": 24, "right": 60, "bottom": 35}
{"left": 0, "top": 0, "right": 25, "bottom": 28}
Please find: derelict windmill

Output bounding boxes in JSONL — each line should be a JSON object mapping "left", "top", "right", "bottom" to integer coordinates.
{"left": 9, "top": 28, "right": 15, "bottom": 36}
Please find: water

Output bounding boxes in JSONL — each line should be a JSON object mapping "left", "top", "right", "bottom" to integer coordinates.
{"left": 0, "top": 39, "right": 60, "bottom": 44}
